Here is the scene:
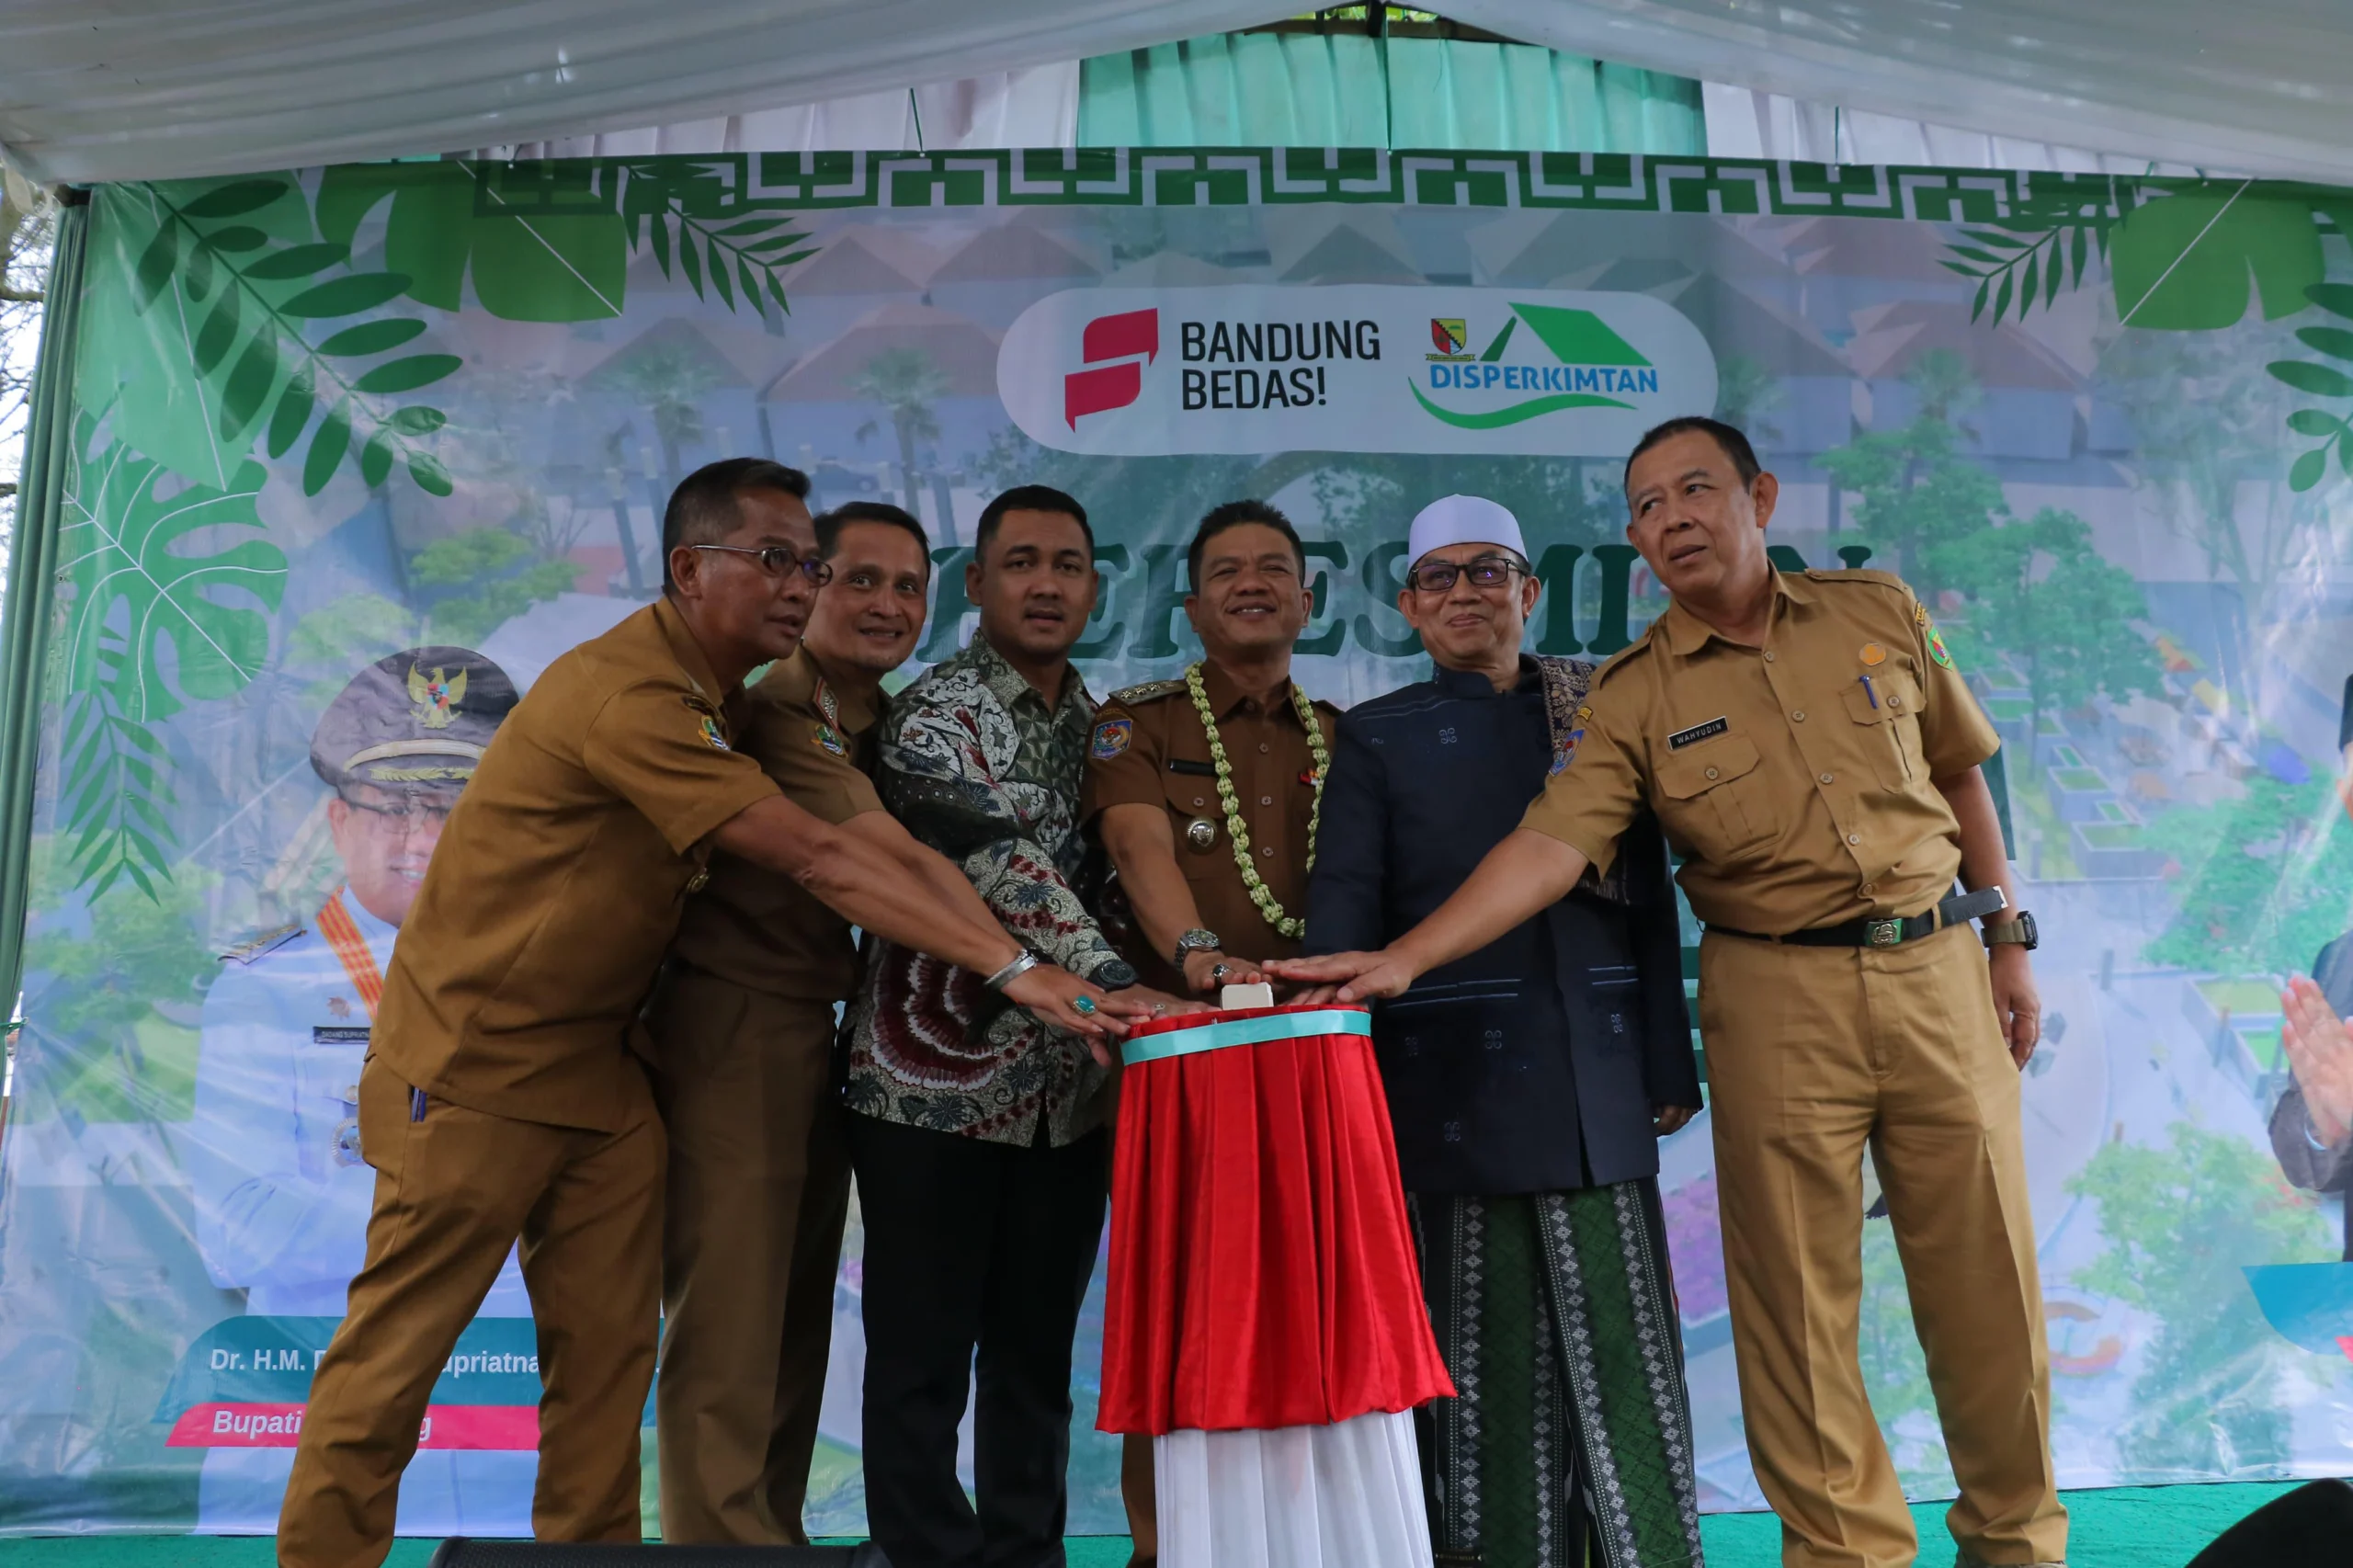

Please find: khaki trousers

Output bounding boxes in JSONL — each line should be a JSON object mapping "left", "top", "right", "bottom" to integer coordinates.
{"left": 278, "top": 1054, "right": 664, "bottom": 1568}
{"left": 645, "top": 969, "right": 851, "bottom": 1545}
{"left": 1697, "top": 924, "right": 2066, "bottom": 1568}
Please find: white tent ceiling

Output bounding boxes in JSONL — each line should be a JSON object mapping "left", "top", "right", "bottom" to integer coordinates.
{"left": 3, "top": 2, "right": 2350, "bottom": 186}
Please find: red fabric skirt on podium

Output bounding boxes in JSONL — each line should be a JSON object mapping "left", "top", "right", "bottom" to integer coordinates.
{"left": 1098, "top": 1004, "right": 1454, "bottom": 1437}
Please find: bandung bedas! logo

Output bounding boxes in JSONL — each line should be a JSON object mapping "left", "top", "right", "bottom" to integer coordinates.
{"left": 1063, "top": 307, "right": 1159, "bottom": 428}
{"left": 1000, "top": 286, "right": 1716, "bottom": 456}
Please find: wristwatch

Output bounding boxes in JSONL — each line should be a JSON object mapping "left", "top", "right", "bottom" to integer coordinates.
{"left": 1983, "top": 910, "right": 2039, "bottom": 951}
{"left": 1172, "top": 928, "right": 1222, "bottom": 966}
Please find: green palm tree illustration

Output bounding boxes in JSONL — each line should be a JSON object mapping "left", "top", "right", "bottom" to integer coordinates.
{"left": 852, "top": 348, "right": 949, "bottom": 516}
{"left": 607, "top": 341, "right": 724, "bottom": 483}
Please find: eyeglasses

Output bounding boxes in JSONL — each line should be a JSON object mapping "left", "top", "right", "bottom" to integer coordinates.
{"left": 342, "top": 796, "right": 454, "bottom": 835}
{"left": 1405, "top": 554, "right": 1529, "bottom": 594}
{"left": 690, "top": 543, "right": 835, "bottom": 586}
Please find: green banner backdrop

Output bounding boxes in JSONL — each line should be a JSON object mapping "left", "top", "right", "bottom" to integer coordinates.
{"left": 4, "top": 149, "right": 2353, "bottom": 1536}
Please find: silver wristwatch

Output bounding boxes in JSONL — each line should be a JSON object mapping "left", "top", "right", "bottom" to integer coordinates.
{"left": 1172, "top": 928, "right": 1222, "bottom": 966}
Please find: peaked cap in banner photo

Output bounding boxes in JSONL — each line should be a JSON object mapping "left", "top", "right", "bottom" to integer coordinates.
{"left": 310, "top": 645, "right": 519, "bottom": 795}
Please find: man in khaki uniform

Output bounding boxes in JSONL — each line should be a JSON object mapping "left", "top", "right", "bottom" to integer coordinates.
{"left": 278, "top": 461, "right": 1132, "bottom": 1568}
{"left": 1277, "top": 418, "right": 2066, "bottom": 1568}
{"left": 650, "top": 499, "right": 935, "bottom": 1544}
{"left": 1081, "top": 499, "right": 1336, "bottom": 1563}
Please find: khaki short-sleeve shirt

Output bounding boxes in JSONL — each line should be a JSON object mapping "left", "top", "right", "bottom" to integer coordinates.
{"left": 666, "top": 645, "right": 885, "bottom": 1003}
{"left": 1521, "top": 569, "right": 1999, "bottom": 934}
{"left": 372, "top": 599, "right": 780, "bottom": 1131}
{"left": 1080, "top": 663, "right": 1336, "bottom": 993}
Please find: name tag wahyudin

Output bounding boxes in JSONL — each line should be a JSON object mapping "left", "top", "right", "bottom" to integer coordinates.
{"left": 1668, "top": 717, "right": 1729, "bottom": 750}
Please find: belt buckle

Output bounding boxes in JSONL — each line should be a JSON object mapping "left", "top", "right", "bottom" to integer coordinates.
{"left": 1864, "top": 917, "right": 1904, "bottom": 949}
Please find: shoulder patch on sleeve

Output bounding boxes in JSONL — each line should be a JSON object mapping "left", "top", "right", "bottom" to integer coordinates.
{"left": 220, "top": 921, "right": 303, "bottom": 965}
{"left": 1090, "top": 716, "right": 1133, "bottom": 759}
{"left": 1109, "top": 678, "right": 1186, "bottom": 706}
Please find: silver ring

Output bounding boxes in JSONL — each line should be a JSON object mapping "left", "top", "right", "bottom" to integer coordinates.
{"left": 1211, "top": 961, "right": 1230, "bottom": 985}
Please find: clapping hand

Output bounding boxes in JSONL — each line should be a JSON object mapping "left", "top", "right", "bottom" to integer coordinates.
{"left": 2282, "top": 975, "right": 2353, "bottom": 1149}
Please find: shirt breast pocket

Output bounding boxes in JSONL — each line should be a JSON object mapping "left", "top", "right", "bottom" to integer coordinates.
{"left": 1656, "top": 735, "right": 1773, "bottom": 863}
{"left": 1841, "top": 671, "right": 1926, "bottom": 789}
{"left": 1161, "top": 767, "right": 1224, "bottom": 866}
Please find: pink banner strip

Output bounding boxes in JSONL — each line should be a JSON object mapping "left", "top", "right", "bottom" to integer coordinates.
{"left": 166, "top": 1403, "right": 540, "bottom": 1449}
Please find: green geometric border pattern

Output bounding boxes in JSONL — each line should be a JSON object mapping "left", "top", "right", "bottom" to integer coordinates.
{"left": 495, "top": 149, "right": 2219, "bottom": 222}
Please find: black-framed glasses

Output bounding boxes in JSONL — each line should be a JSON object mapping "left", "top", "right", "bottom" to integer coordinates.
{"left": 690, "top": 543, "right": 834, "bottom": 586}
{"left": 1406, "top": 553, "right": 1529, "bottom": 594}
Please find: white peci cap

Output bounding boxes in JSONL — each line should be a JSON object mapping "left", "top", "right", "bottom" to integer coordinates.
{"left": 1407, "top": 494, "right": 1527, "bottom": 568}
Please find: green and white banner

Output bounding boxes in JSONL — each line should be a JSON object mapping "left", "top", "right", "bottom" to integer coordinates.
{"left": 4, "top": 149, "right": 2353, "bottom": 1536}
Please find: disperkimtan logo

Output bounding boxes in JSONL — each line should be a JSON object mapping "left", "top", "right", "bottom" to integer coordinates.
{"left": 1000, "top": 286, "right": 1715, "bottom": 458}
{"left": 1414, "top": 304, "right": 1661, "bottom": 429}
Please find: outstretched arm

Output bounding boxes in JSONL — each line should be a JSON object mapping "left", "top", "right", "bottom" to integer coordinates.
{"left": 716, "top": 795, "right": 1133, "bottom": 1042}
{"left": 1269, "top": 826, "right": 1592, "bottom": 1000}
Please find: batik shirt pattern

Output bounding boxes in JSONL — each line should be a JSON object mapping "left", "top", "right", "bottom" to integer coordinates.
{"left": 844, "top": 633, "right": 1136, "bottom": 1147}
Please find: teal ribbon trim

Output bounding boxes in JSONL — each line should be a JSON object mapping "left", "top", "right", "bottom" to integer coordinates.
{"left": 1120, "top": 1007, "right": 1370, "bottom": 1066}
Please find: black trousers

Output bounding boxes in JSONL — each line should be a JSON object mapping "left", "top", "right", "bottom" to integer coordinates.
{"left": 847, "top": 1111, "right": 1108, "bottom": 1568}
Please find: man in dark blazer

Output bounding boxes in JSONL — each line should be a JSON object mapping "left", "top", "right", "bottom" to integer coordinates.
{"left": 1302, "top": 494, "right": 1705, "bottom": 1568}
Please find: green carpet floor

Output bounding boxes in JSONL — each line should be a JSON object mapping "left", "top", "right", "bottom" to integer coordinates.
{"left": 0, "top": 1483, "right": 2307, "bottom": 1567}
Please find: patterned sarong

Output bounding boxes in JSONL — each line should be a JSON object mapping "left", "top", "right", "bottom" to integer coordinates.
{"left": 1411, "top": 1182, "right": 1704, "bottom": 1568}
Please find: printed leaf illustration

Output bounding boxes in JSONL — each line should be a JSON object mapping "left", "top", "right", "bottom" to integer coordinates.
{"left": 1939, "top": 182, "right": 2122, "bottom": 326}
{"left": 85, "top": 176, "right": 463, "bottom": 496}
{"left": 54, "top": 414, "right": 290, "bottom": 896}
{"left": 317, "top": 160, "right": 628, "bottom": 322}
{"left": 2269, "top": 281, "right": 2353, "bottom": 491}
{"left": 617, "top": 158, "right": 815, "bottom": 323}
{"left": 2110, "top": 183, "right": 2323, "bottom": 331}
{"left": 60, "top": 413, "right": 288, "bottom": 723}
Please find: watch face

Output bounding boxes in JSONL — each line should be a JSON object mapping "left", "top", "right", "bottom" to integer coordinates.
{"left": 2019, "top": 910, "right": 2039, "bottom": 950}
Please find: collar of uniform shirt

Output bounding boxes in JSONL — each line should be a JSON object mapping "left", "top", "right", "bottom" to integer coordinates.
{"left": 653, "top": 595, "right": 745, "bottom": 707}
{"left": 767, "top": 643, "right": 880, "bottom": 736}
{"left": 1194, "top": 657, "right": 1309, "bottom": 720}
{"left": 1657, "top": 568, "right": 1817, "bottom": 656}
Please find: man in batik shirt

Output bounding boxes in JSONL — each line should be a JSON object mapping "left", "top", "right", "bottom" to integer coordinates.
{"left": 843, "top": 484, "right": 1186, "bottom": 1568}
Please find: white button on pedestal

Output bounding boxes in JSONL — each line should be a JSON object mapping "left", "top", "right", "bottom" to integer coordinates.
{"left": 1847, "top": 834, "right": 1861, "bottom": 845}
{"left": 1705, "top": 767, "right": 1720, "bottom": 780}
{"left": 1259, "top": 795, "right": 1273, "bottom": 806}
{"left": 1820, "top": 773, "right": 1835, "bottom": 784}
{"left": 1764, "top": 652, "right": 1776, "bottom": 663}
{"left": 1792, "top": 710, "right": 1806, "bottom": 722}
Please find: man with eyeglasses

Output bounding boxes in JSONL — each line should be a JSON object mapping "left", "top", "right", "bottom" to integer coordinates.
{"left": 1290, "top": 494, "right": 1706, "bottom": 1568}
{"left": 188, "top": 645, "right": 529, "bottom": 1534}
{"left": 1280, "top": 421, "right": 2063, "bottom": 1568}
{"left": 647, "top": 498, "right": 936, "bottom": 1545}
{"left": 276, "top": 460, "right": 1139, "bottom": 1568}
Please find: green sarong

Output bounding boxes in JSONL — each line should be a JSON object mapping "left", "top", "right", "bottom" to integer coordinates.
{"left": 1413, "top": 1181, "right": 1705, "bottom": 1568}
